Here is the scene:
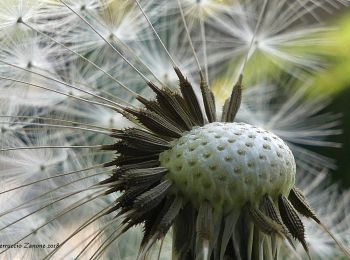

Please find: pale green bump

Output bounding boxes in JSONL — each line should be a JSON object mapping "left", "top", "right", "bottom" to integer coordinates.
{"left": 159, "top": 122, "right": 296, "bottom": 213}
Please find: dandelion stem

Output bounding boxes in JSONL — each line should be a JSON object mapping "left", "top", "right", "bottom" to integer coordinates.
{"left": 203, "top": 240, "right": 209, "bottom": 260}
{"left": 319, "top": 222, "right": 350, "bottom": 259}
{"left": 112, "top": 36, "right": 165, "bottom": 86}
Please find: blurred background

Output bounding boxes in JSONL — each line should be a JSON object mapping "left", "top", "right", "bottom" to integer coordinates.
{"left": 307, "top": 12, "right": 350, "bottom": 188}
{"left": 0, "top": 1, "right": 349, "bottom": 259}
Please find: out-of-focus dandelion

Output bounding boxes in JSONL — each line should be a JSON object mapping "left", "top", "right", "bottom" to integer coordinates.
{"left": 205, "top": 0, "right": 339, "bottom": 83}
{"left": 0, "top": 0, "right": 349, "bottom": 259}
{"left": 0, "top": 0, "right": 44, "bottom": 34}
{"left": 0, "top": 33, "right": 67, "bottom": 106}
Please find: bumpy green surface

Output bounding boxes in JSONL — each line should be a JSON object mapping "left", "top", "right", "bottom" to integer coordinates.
{"left": 160, "top": 122, "right": 296, "bottom": 213}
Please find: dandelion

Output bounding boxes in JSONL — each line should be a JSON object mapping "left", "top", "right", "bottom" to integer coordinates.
{"left": 0, "top": 0, "right": 349, "bottom": 260}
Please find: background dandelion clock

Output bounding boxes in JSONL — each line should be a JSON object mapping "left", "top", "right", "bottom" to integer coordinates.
{"left": 0, "top": 0, "right": 349, "bottom": 259}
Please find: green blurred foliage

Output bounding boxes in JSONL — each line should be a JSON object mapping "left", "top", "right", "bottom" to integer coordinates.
{"left": 312, "top": 13, "right": 350, "bottom": 188}
{"left": 328, "top": 87, "right": 350, "bottom": 188}
{"left": 309, "top": 14, "right": 350, "bottom": 97}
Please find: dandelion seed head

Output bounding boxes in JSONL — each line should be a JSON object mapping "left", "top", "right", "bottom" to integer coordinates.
{"left": 160, "top": 122, "right": 296, "bottom": 211}
{"left": 0, "top": 0, "right": 43, "bottom": 34}
{"left": 93, "top": 63, "right": 350, "bottom": 259}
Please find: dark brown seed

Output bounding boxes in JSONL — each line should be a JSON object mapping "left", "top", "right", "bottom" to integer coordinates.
{"left": 263, "top": 195, "right": 296, "bottom": 248}
{"left": 174, "top": 67, "right": 204, "bottom": 126}
{"left": 289, "top": 190, "right": 350, "bottom": 258}
{"left": 278, "top": 195, "right": 309, "bottom": 254}
{"left": 288, "top": 188, "right": 320, "bottom": 224}
{"left": 117, "top": 182, "right": 156, "bottom": 209}
{"left": 146, "top": 81, "right": 194, "bottom": 130}
{"left": 158, "top": 196, "right": 183, "bottom": 235}
{"left": 112, "top": 128, "right": 171, "bottom": 152}
{"left": 173, "top": 204, "right": 196, "bottom": 258}
{"left": 108, "top": 153, "right": 160, "bottom": 167}
{"left": 196, "top": 201, "right": 214, "bottom": 241}
{"left": 134, "top": 180, "right": 173, "bottom": 212}
{"left": 141, "top": 196, "right": 184, "bottom": 250}
{"left": 221, "top": 99, "right": 230, "bottom": 124}
{"left": 120, "top": 167, "right": 168, "bottom": 186}
{"left": 140, "top": 197, "right": 173, "bottom": 248}
{"left": 137, "top": 95, "right": 185, "bottom": 130}
{"left": 200, "top": 74, "right": 216, "bottom": 123}
{"left": 263, "top": 196, "right": 285, "bottom": 227}
{"left": 124, "top": 107, "right": 182, "bottom": 138}
{"left": 245, "top": 202, "right": 284, "bottom": 236}
{"left": 221, "top": 75, "right": 242, "bottom": 122}
{"left": 115, "top": 160, "right": 160, "bottom": 173}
